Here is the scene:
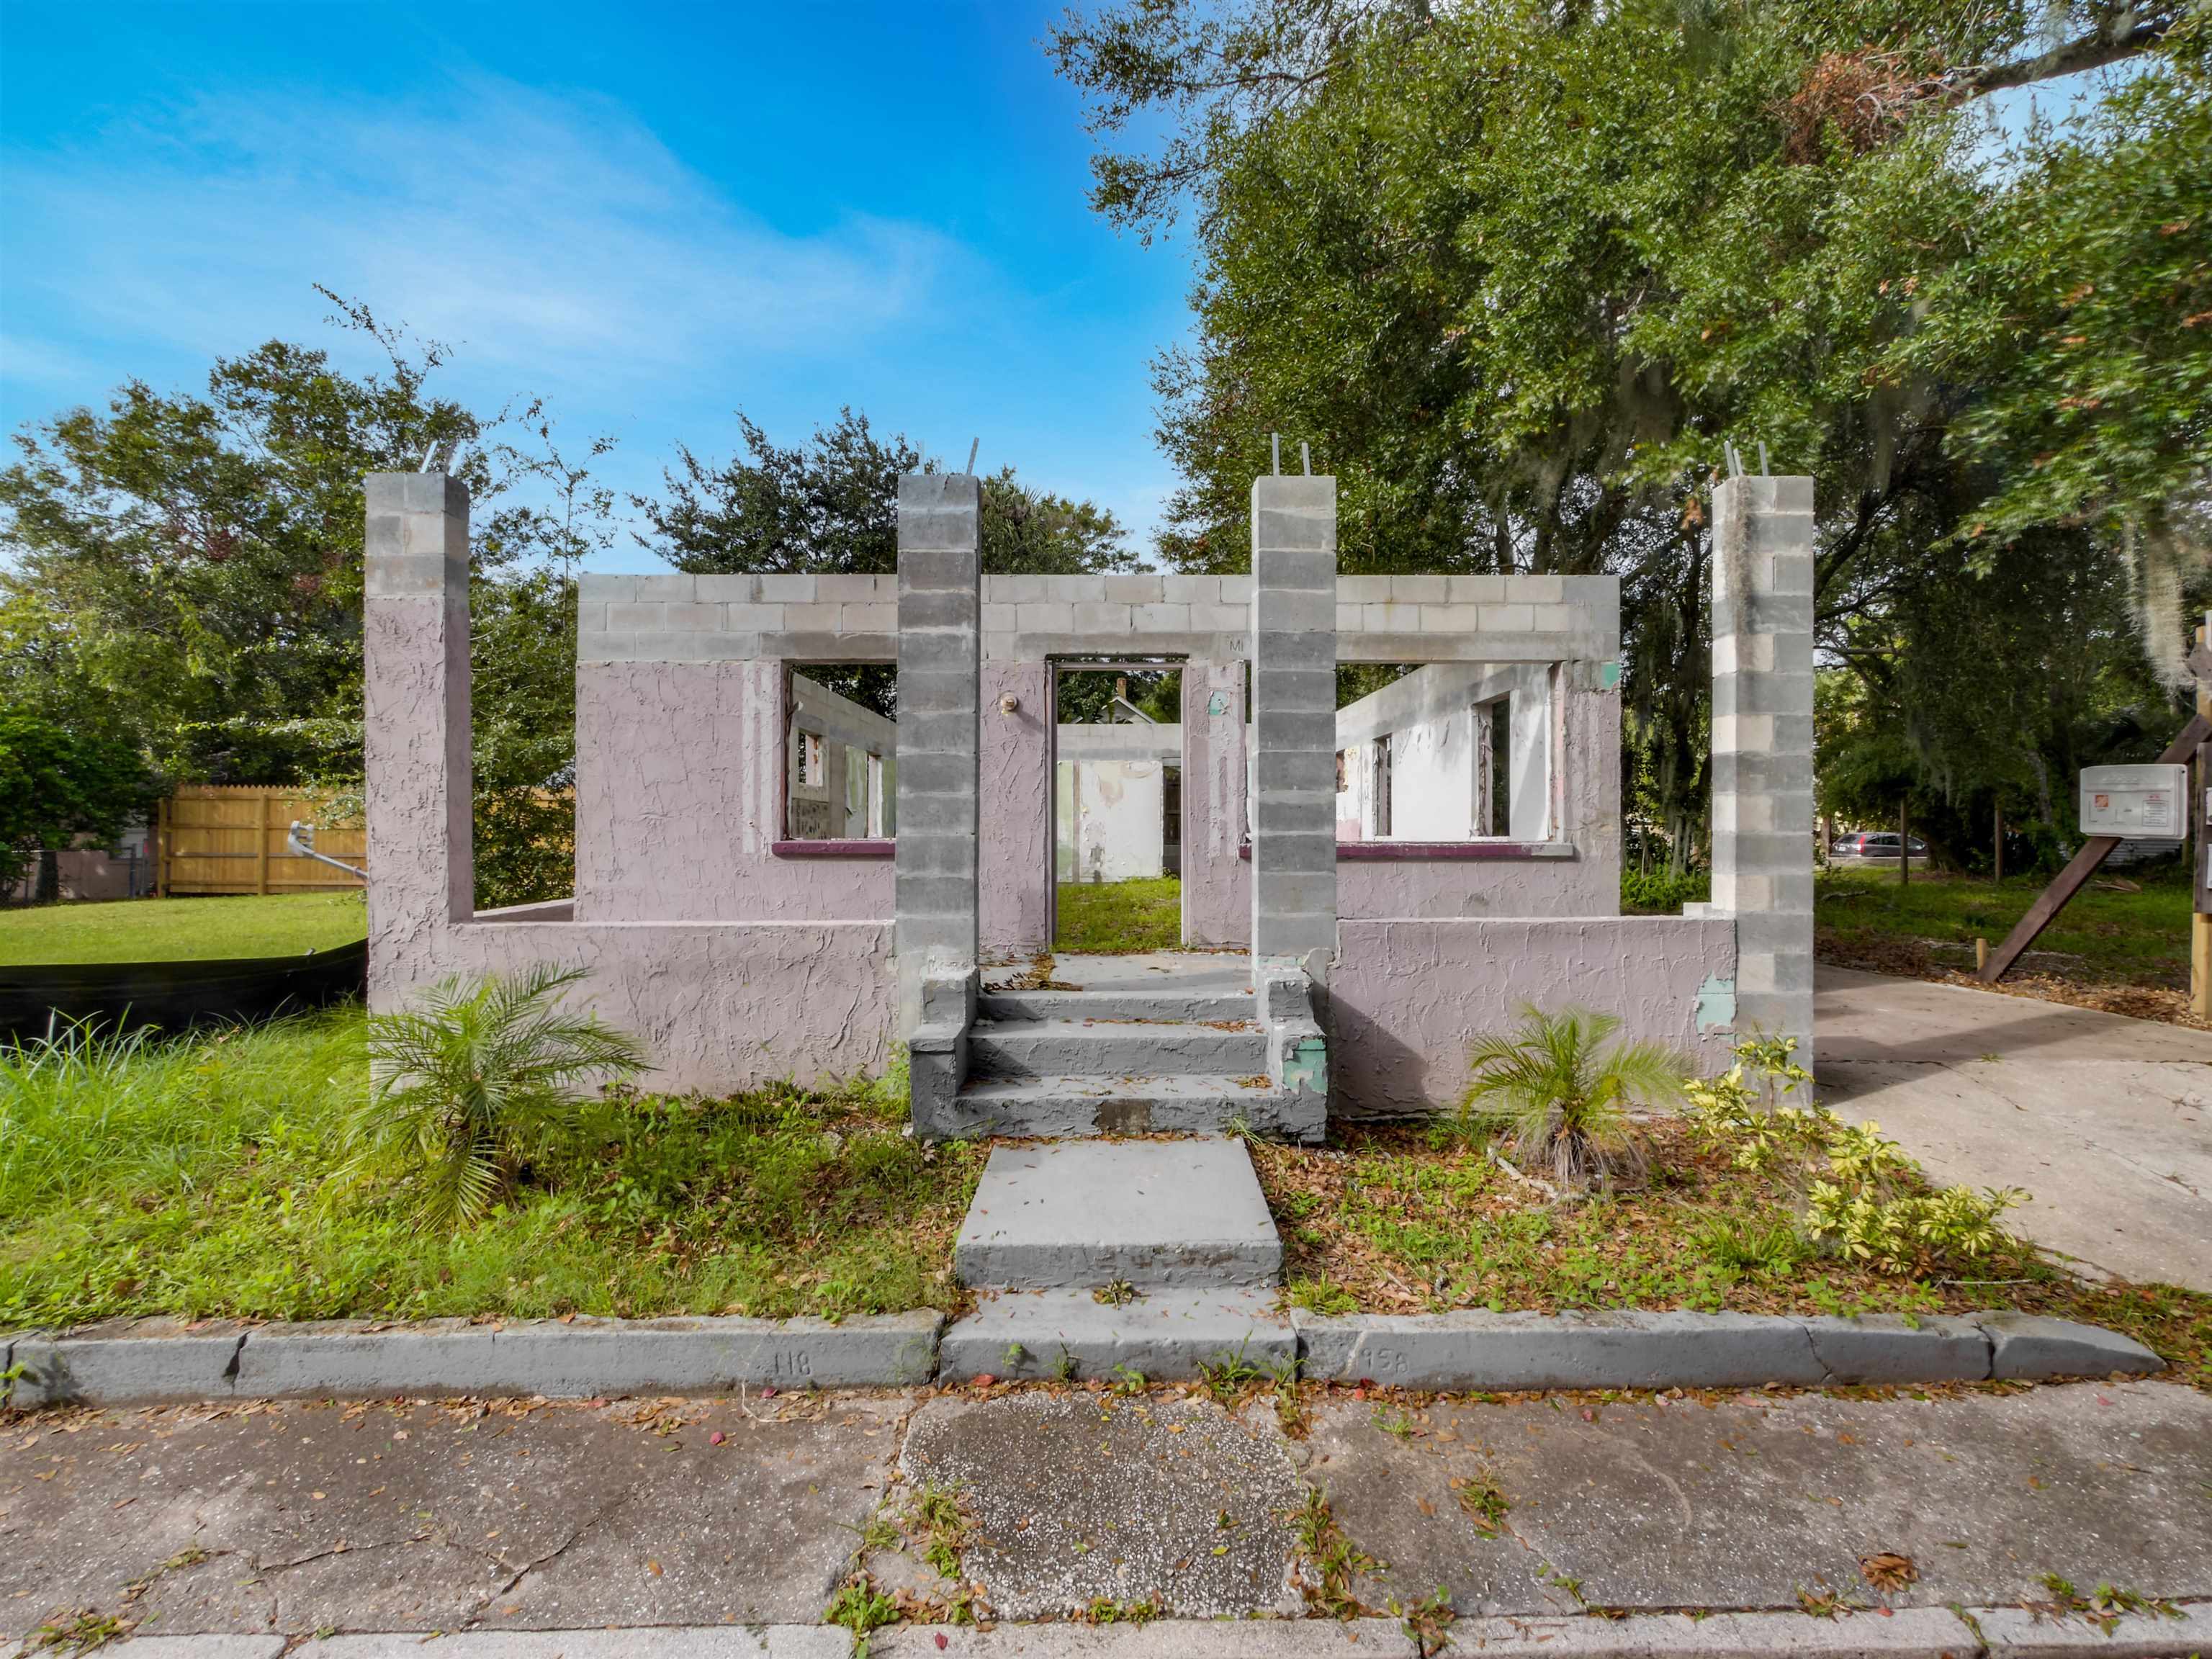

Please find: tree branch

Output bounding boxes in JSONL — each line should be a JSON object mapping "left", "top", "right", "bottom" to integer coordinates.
{"left": 1954, "top": 15, "right": 2172, "bottom": 99}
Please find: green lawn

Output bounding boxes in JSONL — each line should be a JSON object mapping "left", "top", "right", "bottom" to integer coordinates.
{"left": 0, "top": 1008, "right": 982, "bottom": 1328}
{"left": 0, "top": 892, "right": 369, "bottom": 967}
{"left": 1815, "top": 865, "right": 2190, "bottom": 988}
{"left": 1056, "top": 876, "right": 1183, "bottom": 953}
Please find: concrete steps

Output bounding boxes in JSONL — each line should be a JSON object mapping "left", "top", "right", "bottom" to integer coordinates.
{"left": 948, "top": 1139, "right": 1291, "bottom": 1380}
{"left": 976, "top": 988, "right": 1256, "bottom": 1024}
{"left": 941, "top": 1287, "right": 1292, "bottom": 1382}
{"left": 955, "top": 1139, "right": 1282, "bottom": 1289}
{"left": 967, "top": 1017, "right": 1267, "bottom": 1080}
{"left": 944, "top": 1074, "right": 1283, "bottom": 1138}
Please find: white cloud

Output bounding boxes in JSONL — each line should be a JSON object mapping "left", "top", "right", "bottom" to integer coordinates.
{"left": 4, "top": 75, "right": 965, "bottom": 390}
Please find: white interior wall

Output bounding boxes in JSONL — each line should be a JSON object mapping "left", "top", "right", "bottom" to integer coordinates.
{"left": 1333, "top": 662, "right": 1555, "bottom": 841}
{"left": 1056, "top": 758, "right": 1165, "bottom": 881}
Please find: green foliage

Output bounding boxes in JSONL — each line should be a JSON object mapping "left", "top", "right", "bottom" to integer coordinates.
{"left": 0, "top": 704, "right": 153, "bottom": 889}
{"left": 0, "top": 1006, "right": 982, "bottom": 1329}
{"left": 824, "top": 1573, "right": 901, "bottom": 1653}
{"left": 638, "top": 405, "right": 1136, "bottom": 579}
{"left": 1620, "top": 868, "right": 1709, "bottom": 914}
{"left": 1686, "top": 1034, "right": 2024, "bottom": 1274}
{"left": 349, "top": 966, "right": 647, "bottom": 1230}
{"left": 1049, "top": 0, "right": 2208, "bottom": 873}
{"left": 1459, "top": 1006, "right": 1686, "bottom": 1194}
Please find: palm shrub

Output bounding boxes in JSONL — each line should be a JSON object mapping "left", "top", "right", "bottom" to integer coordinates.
{"left": 1457, "top": 1005, "right": 1686, "bottom": 1195}
{"left": 350, "top": 966, "right": 646, "bottom": 1229}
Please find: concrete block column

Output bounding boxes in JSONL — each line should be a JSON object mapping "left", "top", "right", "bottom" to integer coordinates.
{"left": 1247, "top": 475, "right": 1339, "bottom": 981}
{"left": 1709, "top": 474, "right": 1816, "bottom": 1066}
{"left": 895, "top": 473, "right": 983, "bottom": 1037}
{"left": 364, "top": 472, "right": 473, "bottom": 1006}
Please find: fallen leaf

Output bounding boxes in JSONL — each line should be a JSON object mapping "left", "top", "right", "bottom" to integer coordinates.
{"left": 647, "top": 1558, "right": 663, "bottom": 1577}
{"left": 1860, "top": 1552, "right": 1917, "bottom": 1593}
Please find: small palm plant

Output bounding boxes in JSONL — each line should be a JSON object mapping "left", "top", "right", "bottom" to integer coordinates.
{"left": 1457, "top": 1005, "right": 1686, "bottom": 1195}
{"left": 349, "top": 966, "right": 647, "bottom": 1229}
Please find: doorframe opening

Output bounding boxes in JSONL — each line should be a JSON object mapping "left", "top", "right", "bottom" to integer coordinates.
{"left": 1046, "top": 655, "right": 1188, "bottom": 951}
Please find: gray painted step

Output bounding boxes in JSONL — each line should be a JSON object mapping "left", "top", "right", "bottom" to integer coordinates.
{"left": 967, "top": 1018, "right": 1267, "bottom": 1080}
{"left": 956, "top": 1138, "right": 1282, "bottom": 1290}
{"left": 940, "top": 1286, "right": 1292, "bottom": 1382}
{"left": 945, "top": 1074, "right": 1313, "bottom": 1139}
{"left": 976, "top": 989, "right": 1256, "bottom": 1024}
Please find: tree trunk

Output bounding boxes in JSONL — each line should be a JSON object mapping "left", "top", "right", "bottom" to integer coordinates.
{"left": 32, "top": 848, "right": 59, "bottom": 904}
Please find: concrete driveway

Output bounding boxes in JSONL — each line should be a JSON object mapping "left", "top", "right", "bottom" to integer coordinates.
{"left": 1817, "top": 966, "right": 2212, "bottom": 1292}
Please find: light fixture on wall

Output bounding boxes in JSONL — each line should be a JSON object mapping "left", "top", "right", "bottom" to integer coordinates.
{"left": 999, "top": 693, "right": 1020, "bottom": 715}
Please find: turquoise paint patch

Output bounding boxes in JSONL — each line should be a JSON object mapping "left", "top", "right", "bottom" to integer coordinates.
{"left": 1285, "top": 1034, "right": 1328, "bottom": 1094}
{"left": 1208, "top": 691, "right": 1230, "bottom": 716}
{"left": 1696, "top": 975, "right": 1737, "bottom": 1033}
{"left": 1599, "top": 660, "right": 1622, "bottom": 689}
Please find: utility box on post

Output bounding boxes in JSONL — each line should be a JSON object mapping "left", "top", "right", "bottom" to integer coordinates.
{"left": 2079, "top": 764, "right": 2186, "bottom": 838}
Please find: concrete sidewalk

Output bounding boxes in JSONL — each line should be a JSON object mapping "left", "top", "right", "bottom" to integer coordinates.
{"left": 1817, "top": 966, "right": 2212, "bottom": 1292}
{"left": 5, "top": 1380, "right": 2208, "bottom": 1650}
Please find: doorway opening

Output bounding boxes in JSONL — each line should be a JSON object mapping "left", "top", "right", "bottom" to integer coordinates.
{"left": 1051, "top": 659, "right": 1183, "bottom": 953}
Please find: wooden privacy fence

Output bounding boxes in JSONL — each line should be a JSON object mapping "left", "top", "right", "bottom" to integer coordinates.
{"left": 156, "top": 786, "right": 366, "bottom": 896}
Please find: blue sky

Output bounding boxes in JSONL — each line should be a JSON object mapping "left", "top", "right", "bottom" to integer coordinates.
{"left": 0, "top": 1, "right": 1196, "bottom": 569}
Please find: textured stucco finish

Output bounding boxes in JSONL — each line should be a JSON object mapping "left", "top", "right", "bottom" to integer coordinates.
{"left": 379, "top": 919, "right": 896, "bottom": 1094}
{"left": 1331, "top": 916, "right": 1738, "bottom": 1117}
{"left": 981, "top": 660, "right": 1053, "bottom": 955}
{"left": 577, "top": 659, "right": 892, "bottom": 922}
{"left": 1182, "top": 659, "right": 1250, "bottom": 948}
{"left": 365, "top": 474, "right": 895, "bottom": 1096}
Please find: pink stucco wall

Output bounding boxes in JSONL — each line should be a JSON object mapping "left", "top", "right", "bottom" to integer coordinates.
{"left": 395, "top": 917, "right": 896, "bottom": 1094}
{"left": 1330, "top": 915, "right": 1739, "bottom": 1118}
{"left": 365, "top": 475, "right": 895, "bottom": 1096}
{"left": 980, "top": 661, "right": 1053, "bottom": 956}
{"left": 1181, "top": 659, "right": 1250, "bottom": 948}
{"left": 575, "top": 659, "right": 891, "bottom": 922}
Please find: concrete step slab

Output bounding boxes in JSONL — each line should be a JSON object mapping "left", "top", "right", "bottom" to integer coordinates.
{"left": 956, "top": 1138, "right": 1283, "bottom": 1289}
{"left": 945, "top": 1073, "right": 1317, "bottom": 1139}
{"left": 940, "top": 1287, "right": 1292, "bottom": 1382}
{"left": 968, "top": 1018, "right": 1267, "bottom": 1079}
{"left": 976, "top": 989, "right": 1256, "bottom": 1024}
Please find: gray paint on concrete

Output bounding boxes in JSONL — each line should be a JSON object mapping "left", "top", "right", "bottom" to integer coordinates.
{"left": 966, "top": 1018, "right": 1266, "bottom": 1080}
{"left": 940, "top": 1287, "right": 1293, "bottom": 1381}
{"left": 1975, "top": 1310, "right": 2167, "bottom": 1380}
{"left": 1303, "top": 1380, "right": 2212, "bottom": 1619}
{"left": 1817, "top": 966, "right": 2212, "bottom": 1293}
{"left": 956, "top": 1140, "right": 1281, "bottom": 1289}
{"left": 1291, "top": 1308, "right": 2157, "bottom": 1389}
{"left": 899, "top": 1390, "right": 1305, "bottom": 1619}
{"left": 9, "top": 1313, "right": 942, "bottom": 1408}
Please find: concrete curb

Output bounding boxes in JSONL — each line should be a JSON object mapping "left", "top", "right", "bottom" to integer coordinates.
{"left": 1, "top": 1310, "right": 942, "bottom": 1408}
{"left": 1289, "top": 1308, "right": 2163, "bottom": 1391}
{"left": 62, "top": 1604, "right": 2212, "bottom": 1656}
{"left": 1, "top": 1305, "right": 2163, "bottom": 1409}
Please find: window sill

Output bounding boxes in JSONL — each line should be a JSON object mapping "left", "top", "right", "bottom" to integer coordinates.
{"left": 1239, "top": 840, "right": 1576, "bottom": 862}
{"left": 772, "top": 839, "right": 895, "bottom": 859}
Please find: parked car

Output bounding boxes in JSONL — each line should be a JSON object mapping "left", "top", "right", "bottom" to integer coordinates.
{"left": 1830, "top": 830, "right": 1928, "bottom": 866}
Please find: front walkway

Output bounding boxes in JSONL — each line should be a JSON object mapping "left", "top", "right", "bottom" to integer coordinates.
{"left": 4, "top": 1381, "right": 2208, "bottom": 1647}
{"left": 1817, "top": 966, "right": 2212, "bottom": 1291}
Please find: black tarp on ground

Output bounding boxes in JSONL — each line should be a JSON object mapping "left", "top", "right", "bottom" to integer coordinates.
{"left": 0, "top": 938, "right": 367, "bottom": 1041}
